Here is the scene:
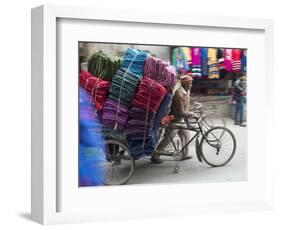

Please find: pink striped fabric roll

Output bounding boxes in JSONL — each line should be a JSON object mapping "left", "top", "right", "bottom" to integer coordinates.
{"left": 144, "top": 55, "right": 177, "bottom": 91}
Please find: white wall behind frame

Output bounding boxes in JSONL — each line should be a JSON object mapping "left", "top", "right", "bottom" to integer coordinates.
{"left": 0, "top": 0, "right": 279, "bottom": 229}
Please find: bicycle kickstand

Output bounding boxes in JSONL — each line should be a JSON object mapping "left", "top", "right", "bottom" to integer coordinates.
{"left": 173, "top": 140, "right": 181, "bottom": 173}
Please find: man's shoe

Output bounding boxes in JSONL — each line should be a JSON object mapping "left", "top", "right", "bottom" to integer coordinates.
{"left": 240, "top": 123, "right": 247, "bottom": 127}
{"left": 181, "top": 155, "right": 193, "bottom": 161}
{"left": 150, "top": 157, "right": 163, "bottom": 164}
{"left": 234, "top": 122, "right": 239, "bottom": 125}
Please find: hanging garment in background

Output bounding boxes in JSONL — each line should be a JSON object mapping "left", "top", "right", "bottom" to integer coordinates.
{"left": 231, "top": 49, "right": 242, "bottom": 72}
{"left": 217, "top": 48, "right": 227, "bottom": 78}
{"left": 208, "top": 48, "right": 219, "bottom": 79}
{"left": 224, "top": 48, "right": 233, "bottom": 71}
{"left": 182, "top": 47, "right": 192, "bottom": 65}
{"left": 191, "top": 47, "right": 202, "bottom": 78}
{"left": 200, "top": 48, "right": 209, "bottom": 77}
{"left": 242, "top": 49, "right": 247, "bottom": 73}
{"left": 172, "top": 47, "right": 189, "bottom": 74}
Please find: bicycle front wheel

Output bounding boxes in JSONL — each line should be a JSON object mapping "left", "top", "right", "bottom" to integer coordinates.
{"left": 200, "top": 127, "right": 236, "bottom": 167}
{"left": 202, "top": 115, "right": 226, "bottom": 129}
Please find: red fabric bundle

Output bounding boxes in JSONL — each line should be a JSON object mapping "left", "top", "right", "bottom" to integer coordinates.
{"left": 79, "top": 71, "right": 111, "bottom": 111}
{"left": 131, "top": 76, "right": 167, "bottom": 113}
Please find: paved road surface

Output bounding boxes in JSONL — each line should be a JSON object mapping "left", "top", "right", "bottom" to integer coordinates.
{"left": 126, "top": 118, "right": 247, "bottom": 185}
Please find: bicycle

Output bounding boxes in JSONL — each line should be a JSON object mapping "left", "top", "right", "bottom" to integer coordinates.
{"left": 96, "top": 106, "right": 236, "bottom": 185}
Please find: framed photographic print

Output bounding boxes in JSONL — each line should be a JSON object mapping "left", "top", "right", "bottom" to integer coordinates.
{"left": 31, "top": 5, "right": 274, "bottom": 225}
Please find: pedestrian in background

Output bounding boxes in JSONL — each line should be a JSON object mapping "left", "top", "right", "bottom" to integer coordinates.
{"left": 233, "top": 74, "right": 247, "bottom": 127}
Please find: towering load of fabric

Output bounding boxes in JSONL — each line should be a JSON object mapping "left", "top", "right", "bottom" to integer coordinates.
{"left": 101, "top": 48, "right": 148, "bottom": 130}
{"left": 191, "top": 48, "right": 202, "bottom": 78}
{"left": 125, "top": 77, "right": 167, "bottom": 158}
{"left": 208, "top": 48, "right": 219, "bottom": 79}
{"left": 145, "top": 55, "right": 177, "bottom": 91}
{"left": 79, "top": 71, "right": 111, "bottom": 112}
{"left": 87, "top": 51, "right": 123, "bottom": 82}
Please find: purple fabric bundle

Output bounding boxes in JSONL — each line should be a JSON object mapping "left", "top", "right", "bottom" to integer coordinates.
{"left": 144, "top": 55, "right": 177, "bottom": 91}
{"left": 125, "top": 107, "right": 156, "bottom": 136}
{"left": 101, "top": 99, "right": 129, "bottom": 130}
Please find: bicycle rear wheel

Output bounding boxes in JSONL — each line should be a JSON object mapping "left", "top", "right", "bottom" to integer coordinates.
{"left": 92, "top": 139, "right": 135, "bottom": 185}
{"left": 199, "top": 127, "right": 236, "bottom": 167}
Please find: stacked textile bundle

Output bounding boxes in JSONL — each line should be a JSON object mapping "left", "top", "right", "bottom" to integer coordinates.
{"left": 131, "top": 77, "right": 167, "bottom": 112}
{"left": 144, "top": 55, "right": 177, "bottom": 91}
{"left": 125, "top": 107, "right": 156, "bottom": 136}
{"left": 87, "top": 51, "right": 123, "bottom": 82}
{"left": 108, "top": 68, "right": 142, "bottom": 106}
{"left": 79, "top": 71, "right": 111, "bottom": 111}
{"left": 102, "top": 99, "right": 129, "bottom": 130}
{"left": 125, "top": 77, "right": 167, "bottom": 158}
{"left": 101, "top": 48, "right": 148, "bottom": 130}
{"left": 121, "top": 48, "right": 148, "bottom": 76}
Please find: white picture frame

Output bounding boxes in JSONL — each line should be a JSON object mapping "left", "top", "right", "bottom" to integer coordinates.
{"left": 31, "top": 4, "right": 274, "bottom": 225}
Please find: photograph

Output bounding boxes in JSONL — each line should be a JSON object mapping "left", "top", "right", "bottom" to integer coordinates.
{"left": 78, "top": 42, "right": 248, "bottom": 186}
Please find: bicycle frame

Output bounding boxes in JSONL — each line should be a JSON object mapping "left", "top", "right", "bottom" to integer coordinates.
{"left": 159, "top": 115, "right": 219, "bottom": 160}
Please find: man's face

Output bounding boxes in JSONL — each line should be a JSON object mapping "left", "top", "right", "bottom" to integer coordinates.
{"left": 182, "top": 82, "right": 192, "bottom": 91}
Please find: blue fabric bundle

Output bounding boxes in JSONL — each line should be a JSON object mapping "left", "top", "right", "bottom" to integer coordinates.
{"left": 101, "top": 48, "right": 148, "bottom": 130}
{"left": 152, "top": 92, "right": 173, "bottom": 133}
{"left": 108, "top": 68, "right": 142, "bottom": 106}
{"left": 127, "top": 132, "right": 157, "bottom": 159}
{"left": 121, "top": 48, "right": 148, "bottom": 76}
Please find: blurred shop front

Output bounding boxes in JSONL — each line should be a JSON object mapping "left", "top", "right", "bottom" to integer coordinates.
{"left": 79, "top": 43, "right": 247, "bottom": 119}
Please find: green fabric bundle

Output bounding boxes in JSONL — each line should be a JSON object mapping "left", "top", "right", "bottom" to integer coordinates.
{"left": 87, "top": 51, "right": 123, "bottom": 82}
